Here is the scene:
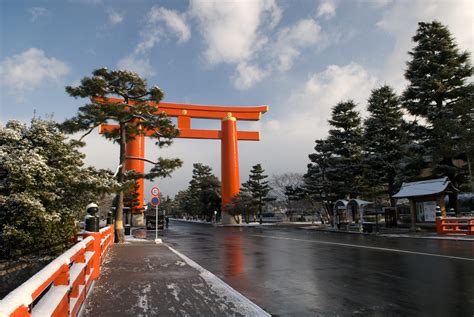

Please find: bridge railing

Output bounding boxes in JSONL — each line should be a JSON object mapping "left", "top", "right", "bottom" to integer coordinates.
{"left": 0, "top": 224, "right": 114, "bottom": 317}
{"left": 436, "top": 217, "right": 474, "bottom": 235}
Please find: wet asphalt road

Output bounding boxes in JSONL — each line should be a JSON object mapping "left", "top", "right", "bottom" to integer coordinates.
{"left": 155, "top": 221, "right": 474, "bottom": 316}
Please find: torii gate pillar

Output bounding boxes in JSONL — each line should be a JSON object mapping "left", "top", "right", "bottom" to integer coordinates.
{"left": 221, "top": 115, "right": 241, "bottom": 224}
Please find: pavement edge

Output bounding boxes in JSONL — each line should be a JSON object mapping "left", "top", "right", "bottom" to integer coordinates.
{"left": 166, "top": 244, "right": 271, "bottom": 317}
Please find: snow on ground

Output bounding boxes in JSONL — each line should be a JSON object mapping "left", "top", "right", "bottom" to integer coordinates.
{"left": 166, "top": 245, "right": 271, "bottom": 317}
{"left": 166, "top": 283, "right": 181, "bottom": 302}
{"left": 124, "top": 235, "right": 149, "bottom": 243}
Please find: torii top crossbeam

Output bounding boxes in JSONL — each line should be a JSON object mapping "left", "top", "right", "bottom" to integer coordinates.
{"left": 98, "top": 97, "right": 268, "bottom": 225}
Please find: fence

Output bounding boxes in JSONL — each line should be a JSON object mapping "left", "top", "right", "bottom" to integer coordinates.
{"left": 436, "top": 217, "right": 474, "bottom": 235}
{"left": 0, "top": 224, "right": 114, "bottom": 317}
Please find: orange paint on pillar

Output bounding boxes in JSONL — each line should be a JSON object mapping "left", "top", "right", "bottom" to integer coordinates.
{"left": 125, "top": 129, "right": 145, "bottom": 212}
{"left": 221, "top": 115, "right": 240, "bottom": 207}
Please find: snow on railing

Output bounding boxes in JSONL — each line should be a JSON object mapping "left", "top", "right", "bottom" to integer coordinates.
{"left": 0, "top": 224, "right": 114, "bottom": 317}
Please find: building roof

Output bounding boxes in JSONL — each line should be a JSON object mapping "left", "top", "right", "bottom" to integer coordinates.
{"left": 393, "top": 177, "right": 458, "bottom": 199}
{"left": 347, "top": 199, "right": 373, "bottom": 206}
{"left": 334, "top": 200, "right": 348, "bottom": 207}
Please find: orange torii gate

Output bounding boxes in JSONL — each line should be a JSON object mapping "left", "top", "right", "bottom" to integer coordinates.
{"left": 99, "top": 97, "right": 268, "bottom": 224}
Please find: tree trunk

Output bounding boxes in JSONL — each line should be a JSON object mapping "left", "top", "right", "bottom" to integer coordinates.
{"left": 115, "top": 123, "right": 127, "bottom": 243}
{"left": 388, "top": 181, "right": 396, "bottom": 207}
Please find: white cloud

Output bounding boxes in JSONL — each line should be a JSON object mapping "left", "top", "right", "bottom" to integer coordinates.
{"left": 232, "top": 62, "right": 268, "bottom": 90}
{"left": 317, "top": 0, "right": 337, "bottom": 20}
{"left": 188, "top": 1, "right": 328, "bottom": 89}
{"left": 273, "top": 19, "right": 321, "bottom": 72}
{"left": 189, "top": 0, "right": 281, "bottom": 64}
{"left": 376, "top": 0, "right": 473, "bottom": 92}
{"left": 238, "top": 63, "right": 377, "bottom": 178}
{"left": 293, "top": 63, "right": 377, "bottom": 118}
{"left": 135, "top": 29, "right": 160, "bottom": 55}
{"left": 118, "top": 6, "right": 191, "bottom": 74}
{"left": 107, "top": 9, "right": 124, "bottom": 25}
{"left": 0, "top": 48, "right": 69, "bottom": 99}
{"left": 359, "top": 0, "right": 393, "bottom": 8}
{"left": 29, "top": 7, "right": 49, "bottom": 22}
{"left": 148, "top": 6, "right": 190, "bottom": 43}
{"left": 117, "top": 55, "right": 155, "bottom": 77}
{"left": 135, "top": 6, "right": 190, "bottom": 55}
{"left": 68, "top": 0, "right": 102, "bottom": 4}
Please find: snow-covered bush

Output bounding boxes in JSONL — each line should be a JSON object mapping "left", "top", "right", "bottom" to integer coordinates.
{"left": 0, "top": 119, "right": 117, "bottom": 258}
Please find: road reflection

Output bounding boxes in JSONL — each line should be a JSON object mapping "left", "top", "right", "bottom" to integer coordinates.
{"left": 223, "top": 235, "right": 244, "bottom": 278}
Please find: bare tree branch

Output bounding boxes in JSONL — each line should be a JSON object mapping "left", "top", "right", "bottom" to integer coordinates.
{"left": 125, "top": 156, "right": 158, "bottom": 165}
{"left": 79, "top": 122, "right": 104, "bottom": 141}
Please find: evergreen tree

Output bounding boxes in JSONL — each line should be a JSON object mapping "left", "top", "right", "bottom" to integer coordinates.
{"left": 362, "top": 85, "right": 405, "bottom": 205}
{"left": 305, "top": 139, "right": 333, "bottom": 202}
{"left": 223, "top": 191, "right": 253, "bottom": 224}
{"left": 174, "top": 189, "right": 196, "bottom": 218}
{"left": 242, "top": 164, "right": 271, "bottom": 223}
{"left": 0, "top": 119, "right": 116, "bottom": 258}
{"left": 188, "top": 163, "right": 221, "bottom": 220}
{"left": 325, "top": 101, "right": 363, "bottom": 198}
{"left": 402, "top": 21, "right": 473, "bottom": 190}
{"left": 61, "top": 68, "right": 182, "bottom": 243}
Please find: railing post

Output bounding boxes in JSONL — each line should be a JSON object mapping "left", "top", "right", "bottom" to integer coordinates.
{"left": 436, "top": 217, "right": 443, "bottom": 234}
{"left": 70, "top": 248, "right": 85, "bottom": 298}
{"left": 52, "top": 263, "right": 70, "bottom": 317}
{"left": 90, "top": 232, "right": 101, "bottom": 280}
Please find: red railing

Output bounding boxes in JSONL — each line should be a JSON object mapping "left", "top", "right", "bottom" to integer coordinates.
{"left": 0, "top": 224, "right": 114, "bottom": 317}
{"left": 436, "top": 217, "right": 474, "bottom": 235}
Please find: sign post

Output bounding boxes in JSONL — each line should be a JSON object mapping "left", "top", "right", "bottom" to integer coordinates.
{"left": 151, "top": 186, "right": 161, "bottom": 244}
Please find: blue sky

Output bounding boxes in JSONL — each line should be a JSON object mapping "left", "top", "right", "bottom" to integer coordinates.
{"left": 1, "top": 0, "right": 472, "bottom": 200}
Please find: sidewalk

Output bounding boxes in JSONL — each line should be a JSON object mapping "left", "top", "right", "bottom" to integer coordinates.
{"left": 80, "top": 239, "right": 269, "bottom": 317}
{"left": 301, "top": 225, "right": 474, "bottom": 241}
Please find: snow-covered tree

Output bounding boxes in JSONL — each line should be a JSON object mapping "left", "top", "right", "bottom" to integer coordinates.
{"left": 61, "top": 68, "right": 182, "bottom": 242}
{"left": 269, "top": 173, "right": 303, "bottom": 202}
{"left": 402, "top": 21, "right": 473, "bottom": 190}
{"left": 0, "top": 119, "right": 116, "bottom": 258}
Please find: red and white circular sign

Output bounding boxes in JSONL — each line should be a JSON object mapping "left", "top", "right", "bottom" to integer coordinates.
{"left": 151, "top": 186, "right": 160, "bottom": 197}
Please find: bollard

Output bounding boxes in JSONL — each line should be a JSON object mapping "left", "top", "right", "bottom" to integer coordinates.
{"left": 85, "top": 202, "right": 100, "bottom": 232}
{"left": 85, "top": 214, "right": 100, "bottom": 232}
{"left": 107, "top": 211, "right": 114, "bottom": 224}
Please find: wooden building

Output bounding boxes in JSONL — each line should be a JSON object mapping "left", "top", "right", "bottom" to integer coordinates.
{"left": 392, "top": 177, "right": 459, "bottom": 230}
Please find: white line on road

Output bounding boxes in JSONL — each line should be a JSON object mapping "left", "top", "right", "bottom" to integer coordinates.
{"left": 250, "top": 234, "right": 474, "bottom": 262}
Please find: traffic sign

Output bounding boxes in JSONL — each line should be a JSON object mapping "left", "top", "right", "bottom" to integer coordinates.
{"left": 151, "top": 186, "right": 160, "bottom": 197}
{"left": 151, "top": 196, "right": 161, "bottom": 206}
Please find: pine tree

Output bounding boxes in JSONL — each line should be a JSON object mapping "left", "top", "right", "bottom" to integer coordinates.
{"left": 242, "top": 164, "right": 271, "bottom": 223}
{"left": 61, "top": 68, "right": 182, "bottom": 242}
{"left": 223, "top": 191, "right": 253, "bottom": 224}
{"left": 362, "top": 85, "right": 405, "bottom": 205}
{"left": 325, "top": 100, "right": 363, "bottom": 198}
{"left": 188, "top": 163, "right": 221, "bottom": 220}
{"left": 402, "top": 21, "right": 473, "bottom": 190}
{"left": 0, "top": 119, "right": 116, "bottom": 258}
{"left": 305, "top": 139, "right": 333, "bottom": 200}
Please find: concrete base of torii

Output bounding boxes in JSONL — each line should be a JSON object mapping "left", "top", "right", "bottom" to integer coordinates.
{"left": 221, "top": 213, "right": 242, "bottom": 225}
{"left": 132, "top": 214, "right": 145, "bottom": 227}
